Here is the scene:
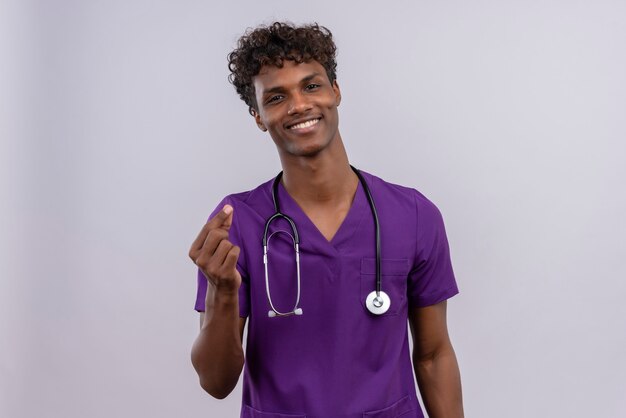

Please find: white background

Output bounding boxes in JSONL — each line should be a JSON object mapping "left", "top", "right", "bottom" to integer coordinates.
{"left": 2, "top": 1, "right": 625, "bottom": 417}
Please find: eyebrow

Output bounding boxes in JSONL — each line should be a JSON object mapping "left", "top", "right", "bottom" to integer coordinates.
{"left": 262, "top": 72, "right": 324, "bottom": 96}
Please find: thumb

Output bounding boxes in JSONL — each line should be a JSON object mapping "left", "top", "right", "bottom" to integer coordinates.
{"left": 207, "top": 204, "right": 234, "bottom": 231}
{"left": 219, "top": 204, "right": 234, "bottom": 231}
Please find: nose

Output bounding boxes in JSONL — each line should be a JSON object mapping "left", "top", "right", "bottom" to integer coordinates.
{"left": 287, "top": 92, "right": 312, "bottom": 115}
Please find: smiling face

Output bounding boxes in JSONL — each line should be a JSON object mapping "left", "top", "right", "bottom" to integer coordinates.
{"left": 252, "top": 60, "right": 342, "bottom": 159}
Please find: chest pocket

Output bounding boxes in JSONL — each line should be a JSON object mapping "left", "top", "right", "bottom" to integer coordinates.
{"left": 360, "top": 258, "right": 410, "bottom": 316}
{"left": 242, "top": 405, "right": 305, "bottom": 417}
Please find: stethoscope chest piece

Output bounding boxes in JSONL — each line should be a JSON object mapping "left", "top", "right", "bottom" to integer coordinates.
{"left": 366, "top": 290, "right": 391, "bottom": 315}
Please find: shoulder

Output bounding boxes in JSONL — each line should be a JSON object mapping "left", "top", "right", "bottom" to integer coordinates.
{"left": 211, "top": 177, "right": 277, "bottom": 227}
{"left": 359, "top": 170, "right": 442, "bottom": 217}
{"left": 220, "top": 178, "right": 274, "bottom": 209}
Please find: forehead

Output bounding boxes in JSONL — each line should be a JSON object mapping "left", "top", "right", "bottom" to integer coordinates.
{"left": 253, "top": 60, "right": 328, "bottom": 93}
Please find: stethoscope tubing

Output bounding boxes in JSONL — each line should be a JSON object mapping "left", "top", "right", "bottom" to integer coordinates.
{"left": 263, "top": 165, "right": 384, "bottom": 317}
{"left": 351, "top": 166, "right": 382, "bottom": 296}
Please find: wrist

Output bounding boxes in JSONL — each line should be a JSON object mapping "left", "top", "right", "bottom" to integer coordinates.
{"left": 203, "top": 289, "right": 240, "bottom": 330}
{"left": 206, "top": 286, "right": 239, "bottom": 308}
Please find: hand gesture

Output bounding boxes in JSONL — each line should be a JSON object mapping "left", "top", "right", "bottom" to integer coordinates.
{"left": 189, "top": 204, "right": 241, "bottom": 295}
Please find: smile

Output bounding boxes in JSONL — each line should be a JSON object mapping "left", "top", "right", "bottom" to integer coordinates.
{"left": 287, "top": 118, "right": 321, "bottom": 130}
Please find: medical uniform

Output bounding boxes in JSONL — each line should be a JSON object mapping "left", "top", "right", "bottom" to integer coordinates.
{"left": 195, "top": 170, "right": 459, "bottom": 418}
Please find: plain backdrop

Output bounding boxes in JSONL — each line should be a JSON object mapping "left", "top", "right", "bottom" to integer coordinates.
{"left": 2, "top": 1, "right": 625, "bottom": 417}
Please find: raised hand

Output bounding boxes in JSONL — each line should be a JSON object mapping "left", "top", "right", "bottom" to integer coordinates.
{"left": 189, "top": 204, "right": 241, "bottom": 295}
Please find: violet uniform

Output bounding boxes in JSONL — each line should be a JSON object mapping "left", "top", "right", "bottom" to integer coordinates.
{"left": 195, "top": 170, "right": 459, "bottom": 418}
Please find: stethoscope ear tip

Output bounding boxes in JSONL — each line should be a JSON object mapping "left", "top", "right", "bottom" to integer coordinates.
{"left": 294, "top": 308, "right": 303, "bottom": 315}
{"left": 268, "top": 310, "right": 277, "bottom": 318}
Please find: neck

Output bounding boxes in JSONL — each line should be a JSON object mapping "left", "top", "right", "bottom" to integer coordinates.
{"left": 278, "top": 134, "right": 358, "bottom": 205}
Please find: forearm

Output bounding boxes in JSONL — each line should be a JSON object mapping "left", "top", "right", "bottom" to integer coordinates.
{"left": 413, "top": 346, "right": 463, "bottom": 418}
{"left": 191, "top": 290, "right": 244, "bottom": 399}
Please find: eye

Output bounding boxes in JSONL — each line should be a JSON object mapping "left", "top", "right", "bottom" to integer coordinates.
{"left": 305, "top": 83, "right": 320, "bottom": 91}
{"left": 265, "top": 95, "right": 283, "bottom": 104}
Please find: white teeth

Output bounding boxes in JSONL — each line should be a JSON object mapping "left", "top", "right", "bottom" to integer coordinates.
{"left": 290, "top": 118, "right": 320, "bottom": 129}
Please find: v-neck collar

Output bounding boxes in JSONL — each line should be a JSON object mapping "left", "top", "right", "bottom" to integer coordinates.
{"left": 274, "top": 174, "right": 369, "bottom": 256}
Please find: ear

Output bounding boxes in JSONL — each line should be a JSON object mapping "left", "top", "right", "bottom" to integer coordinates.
{"left": 332, "top": 80, "right": 342, "bottom": 106}
{"left": 251, "top": 108, "right": 268, "bottom": 132}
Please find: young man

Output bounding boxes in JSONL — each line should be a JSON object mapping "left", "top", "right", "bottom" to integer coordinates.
{"left": 189, "top": 22, "right": 464, "bottom": 418}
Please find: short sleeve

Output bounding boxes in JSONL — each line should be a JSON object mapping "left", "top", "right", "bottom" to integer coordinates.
{"left": 407, "top": 191, "right": 459, "bottom": 308}
{"left": 193, "top": 196, "right": 250, "bottom": 318}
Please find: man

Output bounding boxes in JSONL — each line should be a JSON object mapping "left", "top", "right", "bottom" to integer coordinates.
{"left": 189, "top": 22, "right": 464, "bottom": 418}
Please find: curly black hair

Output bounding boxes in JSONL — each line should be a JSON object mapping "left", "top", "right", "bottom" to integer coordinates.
{"left": 228, "top": 22, "right": 338, "bottom": 115}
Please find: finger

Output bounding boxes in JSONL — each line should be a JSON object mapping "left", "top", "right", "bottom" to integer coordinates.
{"left": 189, "top": 221, "right": 213, "bottom": 259}
{"left": 210, "top": 238, "right": 235, "bottom": 269}
{"left": 222, "top": 245, "right": 241, "bottom": 273}
{"left": 219, "top": 205, "right": 234, "bottom": 231}
{"left": 189, "top": 205, "right": 233, "bottom": 257}
{"left": 209, "top": 204, "right": 234, "bottom": 231}
{"left": 201, "top": 228, "right": 229, "bottom": 259}
{"left": 199, "top": 239, "right": 233, "bottom": 280}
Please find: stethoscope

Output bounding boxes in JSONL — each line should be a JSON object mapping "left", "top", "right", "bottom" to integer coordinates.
{"left": 263, "top": 165, "right": 390, "bottom": 317}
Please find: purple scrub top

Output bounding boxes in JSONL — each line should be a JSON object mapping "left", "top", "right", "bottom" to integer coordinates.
{"left": 195, "top": 170, "right": 459, "bottom": 418}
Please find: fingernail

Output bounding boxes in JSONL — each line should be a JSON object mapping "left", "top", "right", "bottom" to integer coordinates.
{"left": 223, "top": 204, "right": 233, "bottom": 215}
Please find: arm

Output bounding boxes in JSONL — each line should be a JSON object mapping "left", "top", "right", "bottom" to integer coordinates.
{"left": 188, "top": 204, "right": 247, "bottom": 399}
{"left": 409, "top": 300, "right": 464, "bottom": 418}
{"left": 190, "top": 291, "right": 247, "bottom": 399}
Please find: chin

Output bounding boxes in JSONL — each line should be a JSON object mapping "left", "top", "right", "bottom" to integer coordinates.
{"left": 294, "top": 141, "right": 330, "bottom": 157}
{"left": 278, "top": 138, "right": 324, "bottom": 158}
{"left": 296, "top": 135, "right": 338, "bottom": 156}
